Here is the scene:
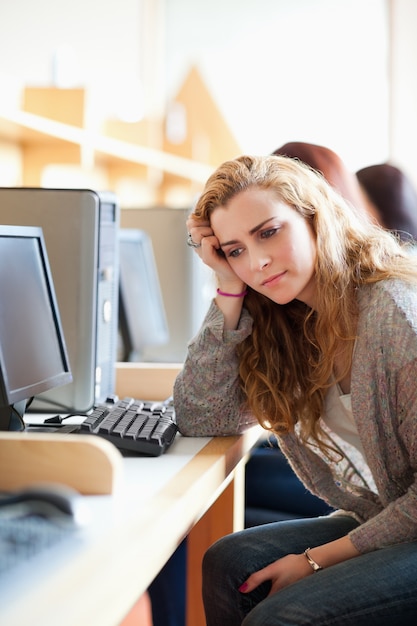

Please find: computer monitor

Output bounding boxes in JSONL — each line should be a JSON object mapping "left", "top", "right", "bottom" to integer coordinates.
{"left": 0, "top": 225, "right": 72, "bottom": 431}
{"left": 0, "top": 188, "right": 120, "bottom": 414}
{"left": 120, "top": 207, "right": 214, "bottom": 362}
{"left": 118, "top": 228, "right": 169, "bottom": 361}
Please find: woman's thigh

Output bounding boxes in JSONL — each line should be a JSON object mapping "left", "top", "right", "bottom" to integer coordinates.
{"left": 203, "top": 515, "right": 358, "bottom": 625}
{"left": 242, "top": 540, "right": 417, "bottom": 626}
{"left": 203, "top": 516, "right": 417, "bottom": 626}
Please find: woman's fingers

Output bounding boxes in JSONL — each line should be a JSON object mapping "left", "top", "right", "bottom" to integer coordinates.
{"left": 238, "top": 554, "right": 314, "bottom": 597}
{"left": 186, "top": 222, "right": 213, "bottom": 247}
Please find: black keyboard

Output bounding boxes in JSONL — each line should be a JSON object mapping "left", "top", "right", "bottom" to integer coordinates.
{"left": 78, "top": 396, "right": 178, "bottom": 456}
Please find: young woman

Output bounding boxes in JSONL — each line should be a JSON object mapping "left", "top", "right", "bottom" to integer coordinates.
{"left": 174, "top": 154, "right": 417, "bottom": 625}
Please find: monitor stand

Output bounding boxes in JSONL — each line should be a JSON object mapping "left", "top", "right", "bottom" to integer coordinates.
{"left": 0, "top": 400, "right": 26, "bottom": 431}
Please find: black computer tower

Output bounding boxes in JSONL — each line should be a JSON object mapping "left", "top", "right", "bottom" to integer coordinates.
{"left": 0, "top": 188, "right": 120, "bottom": 413}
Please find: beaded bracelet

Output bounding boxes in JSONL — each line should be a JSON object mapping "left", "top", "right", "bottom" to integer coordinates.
{"left": 216, "top": 288, "right": 248, "bottom": 298}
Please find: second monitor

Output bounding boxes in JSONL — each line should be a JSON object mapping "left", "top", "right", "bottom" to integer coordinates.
{"left": 118, "top": 228, "right": 169, "bottom": 362}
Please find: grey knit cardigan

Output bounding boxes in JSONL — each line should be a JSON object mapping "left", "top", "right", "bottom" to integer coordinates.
{"left": 174, "top": 279, "right": 417, "bottom": 554}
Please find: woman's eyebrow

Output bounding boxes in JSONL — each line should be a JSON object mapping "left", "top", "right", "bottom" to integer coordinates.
{"left": 249, "top": 217, "right": 276, "bottom": 235}
{"left": 220, "top": 217, "right": 278, "bottom": 247}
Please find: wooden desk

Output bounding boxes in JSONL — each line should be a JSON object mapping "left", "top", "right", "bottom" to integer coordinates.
{"left": 0, "top": 363, "right": 261, "bottom": 625}
{"left": 0, "top": 427, "right": 260, "bottom": 626}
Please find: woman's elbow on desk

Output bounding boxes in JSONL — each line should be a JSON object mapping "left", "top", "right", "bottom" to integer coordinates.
{"left": 176, "top": 417, "right": 236, "bottom": 438}
{"left": 176, "top": 407, "right": 257, "bottom": 438}
{"left": 174, "top": 378, "right": 256, "bottom": 436}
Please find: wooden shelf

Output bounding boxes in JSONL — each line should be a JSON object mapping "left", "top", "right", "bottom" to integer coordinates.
{"left": 0, "top": 107, "right": 214, "bottom": 184}
{"left": 0, "top": 74, "right": 241, "bottom": 202}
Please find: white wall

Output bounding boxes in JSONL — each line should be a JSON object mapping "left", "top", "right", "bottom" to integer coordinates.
{"left": 1, "top": 0, "right": 415, "bottom": 183}
{"left": 165, "top": 0, "right": 389, "bottom": 172}
{"left": 0, "top": 0, "right": 417, "bottom": 184}
{"left": 0, "top": 0, "right": 144, "bottom": 122}
{"left": 1, "top": 0, "right": 416, "bottom": 362}
{"left": 389, "top": 0, "right": 417, "bottom": 187}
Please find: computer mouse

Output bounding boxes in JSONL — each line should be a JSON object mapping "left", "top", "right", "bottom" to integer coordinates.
{"left": 0, "top": 483, "right": 90, "bottom": 527}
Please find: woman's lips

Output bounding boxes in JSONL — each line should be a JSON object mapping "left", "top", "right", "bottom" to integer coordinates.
{"left": 261, "top": 271, "right": 286, "bottom": 287}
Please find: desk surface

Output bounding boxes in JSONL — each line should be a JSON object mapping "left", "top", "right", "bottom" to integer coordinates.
{"left": 0, "top": 428, "right": 261, "bottom": 626}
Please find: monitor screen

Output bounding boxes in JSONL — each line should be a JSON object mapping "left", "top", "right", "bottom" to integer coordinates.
{"left": 0, "top": 225, "right": 72, "bottom": 431}
{"left": 118, "top": 228, "right": 169, "bottom": 361}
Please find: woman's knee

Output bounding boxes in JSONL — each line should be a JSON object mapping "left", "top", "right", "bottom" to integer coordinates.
{"left": 203, "top": 532, "right": 238, "bottom": 577}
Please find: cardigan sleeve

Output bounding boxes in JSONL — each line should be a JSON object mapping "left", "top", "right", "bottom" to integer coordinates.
{"left": 174, "top": 300, "right": 258, "bottom": 436}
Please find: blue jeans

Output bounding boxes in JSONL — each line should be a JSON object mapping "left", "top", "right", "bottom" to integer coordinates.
{"left": 202, "top": 515, "right": 417, "bottom": 625}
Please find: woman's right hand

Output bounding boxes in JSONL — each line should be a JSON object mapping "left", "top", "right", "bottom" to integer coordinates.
{"left": 187, "top": 215, "right": 245, "bottom": 292}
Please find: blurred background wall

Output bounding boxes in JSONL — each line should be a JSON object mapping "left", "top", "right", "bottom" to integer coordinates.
{"left": 1, "top": 0, "right": 415, "bottom": 188}
{"left": 1, "top": 0, "right": 416, "bottom": 361}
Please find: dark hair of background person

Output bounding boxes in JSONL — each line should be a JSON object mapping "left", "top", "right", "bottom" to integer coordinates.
{"left": 272, "top": 141, "right": 379, "bottom": 221}
{"left": 357, "top": 163, "right": 417, "bottom": 241}
{"left": 272, "top": 141, "right": 417, "bottom": 243}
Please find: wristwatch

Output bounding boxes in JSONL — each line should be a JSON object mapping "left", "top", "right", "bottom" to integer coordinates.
{"left": 304, "top": 548, "right": 323, "bottom": 572}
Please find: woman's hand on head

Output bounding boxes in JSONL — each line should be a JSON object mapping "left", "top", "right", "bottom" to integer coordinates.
{"left": 187, "top": 215, "right": 213, "bottom": 249}
{"left": 186, "top": 215, "right": 242, "bottom": 287}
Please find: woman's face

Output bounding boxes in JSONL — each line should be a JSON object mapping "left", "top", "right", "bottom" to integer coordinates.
{"left": 210, "top": 187, "right": 317, "bottom": 308}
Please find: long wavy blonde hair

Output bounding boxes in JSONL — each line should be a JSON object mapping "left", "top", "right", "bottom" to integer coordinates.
{"left": 193, "top": 155, "right": 417, "bottom": 451}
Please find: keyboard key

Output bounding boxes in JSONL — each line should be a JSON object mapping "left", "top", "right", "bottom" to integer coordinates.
{"left": 78, "top": 397, "right": 177, "bottom": 456}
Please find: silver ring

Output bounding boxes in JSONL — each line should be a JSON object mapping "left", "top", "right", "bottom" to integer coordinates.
{"left": 187, "top": 232, "right": 201, "bottom": 248}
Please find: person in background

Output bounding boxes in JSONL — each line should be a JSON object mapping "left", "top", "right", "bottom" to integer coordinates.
{"left": 175, "top": 154, "right": 417, "bottom": 625}
{"left": 356, "top": 162, "right": 417, "bottom": 242}
{"left": 273, "top": 141, "right": 377, "bottom": 219}
{"left": 272, "top": 142, "right": 417, "bottom": 242}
